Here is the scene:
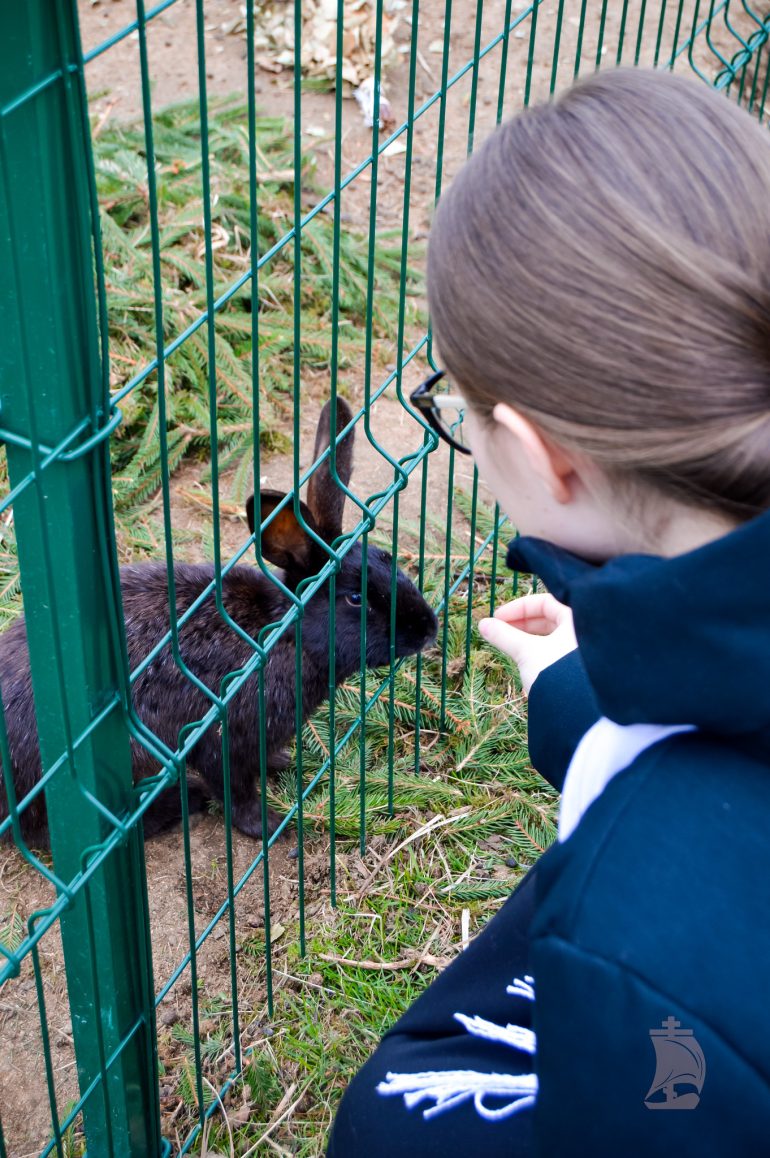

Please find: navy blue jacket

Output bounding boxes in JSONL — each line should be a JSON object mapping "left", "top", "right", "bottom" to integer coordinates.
{"left": 509, "top": 510, "right": 770, "bottom": 1154}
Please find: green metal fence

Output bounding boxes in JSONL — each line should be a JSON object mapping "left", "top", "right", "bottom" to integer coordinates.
{"left": 0, "top": 0, "right": 768, "bottom": 1153}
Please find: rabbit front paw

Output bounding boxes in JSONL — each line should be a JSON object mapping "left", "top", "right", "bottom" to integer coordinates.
{"left": 231, "top": 794, "right": 283, "bottom": 840}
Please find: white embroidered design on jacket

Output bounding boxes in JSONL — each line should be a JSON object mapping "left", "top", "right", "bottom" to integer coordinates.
{"left": 376, "top": 974, "right": 538, "bottom": 1122}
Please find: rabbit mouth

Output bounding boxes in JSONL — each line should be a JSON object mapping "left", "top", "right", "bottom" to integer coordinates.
{"left": 394, "top": 610, "right": 439, "bottom": 658}
{"left": 365, "top": 628, "right": 437, "bottom": 669}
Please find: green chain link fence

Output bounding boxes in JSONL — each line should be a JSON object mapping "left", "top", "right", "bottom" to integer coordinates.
{"left": 1, "top": 0, "right": 768, "bottom": 1153}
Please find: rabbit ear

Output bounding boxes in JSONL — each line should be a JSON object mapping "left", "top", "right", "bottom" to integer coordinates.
{"left": 246, "top": 490, "right": 325, "bottom": 576}
{"left": 306, "top": 397, "right": 355, "bottom": 542}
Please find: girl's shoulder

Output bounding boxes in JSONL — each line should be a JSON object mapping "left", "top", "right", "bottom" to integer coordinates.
{"left": 532, "top": 725, "right": 770, "bottom": 989}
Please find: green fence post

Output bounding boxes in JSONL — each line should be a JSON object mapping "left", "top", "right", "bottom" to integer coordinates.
{"left": 0, "top": 3, "right": 160, "bottom": 1154}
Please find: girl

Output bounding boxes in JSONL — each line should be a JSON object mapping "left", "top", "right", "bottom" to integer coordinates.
{"left": 328, "top": 67, "right": 770, "bottom": 1155}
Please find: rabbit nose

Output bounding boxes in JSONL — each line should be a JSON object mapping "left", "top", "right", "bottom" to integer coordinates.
{"left": 401, "top": 607, "right": 438, "bottom": 654}
{"left": 424, "top": 609, "right": 439, "bottom": 642}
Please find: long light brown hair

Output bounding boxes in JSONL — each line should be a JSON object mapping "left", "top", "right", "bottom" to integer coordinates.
{"left": 427, "top": 68, "right": 770, "bottom": 520}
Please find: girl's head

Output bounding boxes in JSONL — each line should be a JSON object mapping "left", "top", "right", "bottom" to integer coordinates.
{"left": 427, "top": 68, "right": 770, "bottom": 559}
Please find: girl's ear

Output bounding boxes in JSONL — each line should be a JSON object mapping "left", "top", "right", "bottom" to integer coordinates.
{"left": 491, "top": 402, "right": 575, "bottom": 504}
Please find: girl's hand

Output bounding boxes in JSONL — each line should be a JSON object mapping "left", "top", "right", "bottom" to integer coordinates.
{"left": 478, "top": 594, "right": 577, "bottom": 696}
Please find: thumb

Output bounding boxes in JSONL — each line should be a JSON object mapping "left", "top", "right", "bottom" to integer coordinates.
{"left": 478, "top": 616, "right": 531, "bottom": 665}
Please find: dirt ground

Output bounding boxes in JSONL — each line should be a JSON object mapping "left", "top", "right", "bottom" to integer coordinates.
{"left": 1, "top": 0, "right": 761, "bottom": 1153}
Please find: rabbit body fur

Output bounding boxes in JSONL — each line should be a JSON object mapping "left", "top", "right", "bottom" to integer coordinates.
{"left": 0, "top": 399, "right": 437, "bottom": 846}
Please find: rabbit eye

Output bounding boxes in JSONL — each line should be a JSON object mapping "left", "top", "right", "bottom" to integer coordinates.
{"left": 345, "top": 593, "right": 363, "bottom": 607}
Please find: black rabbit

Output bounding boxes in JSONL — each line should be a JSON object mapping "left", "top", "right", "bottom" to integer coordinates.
{"left": 0, "top": 398, "right": 438, "bottom": 847}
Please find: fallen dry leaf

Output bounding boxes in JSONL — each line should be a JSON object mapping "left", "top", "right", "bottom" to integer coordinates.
{"left": 232, "top": 0, "right": 399, "bottom": 91}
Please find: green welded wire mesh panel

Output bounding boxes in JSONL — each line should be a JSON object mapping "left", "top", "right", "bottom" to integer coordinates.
{"left": 1, "top": 0, "right": 768, "bottom": 1154}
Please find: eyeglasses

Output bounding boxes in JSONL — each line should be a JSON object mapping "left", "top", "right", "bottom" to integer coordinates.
{"left": 410, "top": 370, "right": 472, "bottom": 455}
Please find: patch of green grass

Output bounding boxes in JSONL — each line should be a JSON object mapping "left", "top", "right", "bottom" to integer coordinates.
{"left": 48, "top": 1105, "right": 86, "bottom": 1158}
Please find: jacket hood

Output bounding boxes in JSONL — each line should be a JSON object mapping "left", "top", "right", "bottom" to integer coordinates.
{"left": 506, "top": 509, "right": 770, "bottom": 736}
